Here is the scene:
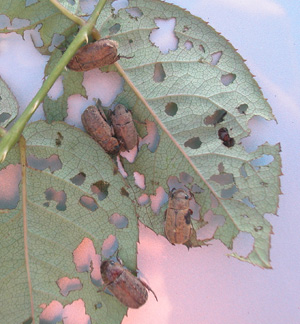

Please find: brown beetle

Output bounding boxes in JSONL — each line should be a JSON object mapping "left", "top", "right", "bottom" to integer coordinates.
{"left": 67, "top": 38, "right": 120, "bottom": 72}
{"left": 218, "top": 127, "right": 235, "bottom": 148}
{"left": 110, "top": 104, "right": 138, "bottom": 151}
{"left": 165, "top": 188, "right": 193, "bottom": 244}
{"left": 81, "top": 105, "right": 120, "bottom": 155}
{"left": 100, "top": 260, "right": 158, "bottom": 309}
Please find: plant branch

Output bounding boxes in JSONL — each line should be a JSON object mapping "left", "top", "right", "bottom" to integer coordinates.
{"left": 49, "top": 0, "right": 101, "bottom": 40}
{"left": 0, "top": 0, "right": 107, "bottom": 163}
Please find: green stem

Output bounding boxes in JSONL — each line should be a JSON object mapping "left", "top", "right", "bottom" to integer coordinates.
{"left": 49, "top": 0, "right": 101, "bottom": 40}
{"left": 0, "top": 0, "right": 107, "bottom": 162}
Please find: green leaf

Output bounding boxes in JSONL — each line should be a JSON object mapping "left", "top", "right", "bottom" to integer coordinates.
{"left": 0, "top": 76, "right": 18, "bottom": 127}
{"left": 0, "top": 0, "right": 78, "bottom": 55}
{"left": 97, "top": 0, "right": 280, "bottom": 267}
{"left": 0, "top": 121, "right": 137, "bottom": 324}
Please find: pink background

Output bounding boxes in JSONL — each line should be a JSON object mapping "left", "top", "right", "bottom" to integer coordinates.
{"left": 0, "top": 0, "right": 299, "bottom": 323}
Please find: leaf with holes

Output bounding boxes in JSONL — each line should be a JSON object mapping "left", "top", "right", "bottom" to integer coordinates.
{"left": 0, "top": 0, "right": 80, "bottom": 55}
{"left": 0, "top": 121, "right": 138, "bottom": 324}
{"left": 44, "top": 49, "right": 86, "bottom": 122}
{"left": 95, "top": 0, "right": 280, "bottom": 268}
{"left": 0, "top": 76, "right": 18, "bottom": 127}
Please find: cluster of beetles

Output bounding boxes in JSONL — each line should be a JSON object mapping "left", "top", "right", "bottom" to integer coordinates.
{"left": 68, "top": 38, "right": 194, "bottom": 308}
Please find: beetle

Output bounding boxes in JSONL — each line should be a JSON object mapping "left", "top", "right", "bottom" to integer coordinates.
{"left": 218, "top": 127, "right": 235, "bottom": 148}
{"left": 100, "top": 260, "right": 158, "bottom": 309}
{"left": 81, "top": 104, "right": 120, "bottom": 155}
{"left": 67, "top": 38, "right": 120, "bottom": 72}
{"left": 110, "top": 104, "right": 138, "bottom": 151}
{"left": 165, "top": 188, "right": 193, "bottom": 244}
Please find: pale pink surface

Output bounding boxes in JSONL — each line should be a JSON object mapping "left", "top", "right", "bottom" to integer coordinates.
{"left": 0, "top": 1, "right": 300, "bottom": 323}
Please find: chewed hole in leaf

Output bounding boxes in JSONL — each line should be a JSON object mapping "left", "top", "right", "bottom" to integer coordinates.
{"left": 55, "top": 132, "right": 64, "bottom": 147}
{"left": 79, "top": 196, "right": 98, "bottom": 211}
{"left": 204, "top": 109, "right": 227, "bottom": 126}
{"left": 129, "top": 39, "right": 133, "bottom": 44}
{"left": 165, "top": 102, "right": 178, "bottom": 116}
{"left": 221, "top": 73, "right": 236, "bottom": 86}
{"left": 134, "top": 171, "right": 146, "bottom": 189}
{"left": 211, "top": 51, "right": 223, "bottom": 65}
{"left": 0, "top": 164, "right": 21, "bottom": 210}
{"left": 182, "top": 25, "right": 189, "bottom": 32}
{"left": 232, "top": 231, "right": 254, "bottom": 257}
{"left": 70, "top": 172, "right": 86, "bottom": 186}
{"left": 139, "top": 120, "right": 160, "bottom": 153}
{"left": 199, "top": 44, "right": 205, "bottom": 53}
{"left": 109, "top": 23, "right": 121, "bottom": 35}
{"left": 49, "top": 33, "right": 65, "bottom": 52}
{"left": 27, "top": 154, "right": 62, "bottom": 173}
{"left": 11, "top": 18, "right": 30, "bottom": 29}
{"left": 63, "top": 299, "right": 91, "bottom": 324}
{"left": 48, "top": 75, "right": 64, "bottom": 100}
{"left": 221, "top": 185, "right": 238, "bottom": 198}
{"left": 150, "top": 187, "right": 168, "bottom": 214}
{"left": 149, "top": 18, "right": 178, "bottom": 54}
{"left": 250, "top": 155, "right": 274, "bottom": 169}
{"left": 240, "top": 165, "right": 248, "bottom": 178}
{"left": 210, "top": 193, "right": 219, "bottom": 208}
{"left": 91, "top": 180, "right": 109, "bottom": 201}
{"left": 0, "top": 15, "right": 10, "bottom": 29}
{"left": 109, "top": 213, "right": 129, "bottom": 229}
{"left": 218, "top": 128, "right": 235, "bottom": 148}
{"left": 102, "top": 235, "right": 119, "bottom": 259}
{"left": 120, "top": 145, "right": 138, "bottom": 163}
{"left": 126, "top": 7, "right": 143, "bottom": 18}
{"left": 237, "top": 104, "right": 248, "bottom": 114}
{"left": 242, "top": 197, "right": 255, "bottom": 208}
{"left": 121, "top": 187, "right": 129, "bottom": 197}
{"left": 25, "top": 0, "right": 38, "bottom": 6}
{"left": 179, "top": 172, "right": 194, "bottom": 185}
{"left": 112, "top": 0, "right": 128, "bottom": 14}
{"left": 56, "top": 277, "right": 82, "bottom": 297}
{"left": 254, "top": 226, "right": 263, "bottom": 232}
{"left": 153, "top": 63, "right": 166, "bottom": 83}
{"left": 39, "top": 300, "right": 63, "bottom": 324}
{"left": 184, "top": 40, "right": 193, "bottom": 50}
{"left": 117, "top": 155, "right": 128, "bottom": 178}
{"left": 190, "top": 199, "right": 201, "bottom": 220}
{"left": 73, "top": 238, "right": 101, "bottom": 284}
{"left": 191, "top": 184, "right": 204, "bottom": 194}
{"left": 184, "top": 137, "right": 202, "bottom": 149}
{"left": 138, "top": 194, "right": 149, "bottom": 206}
{"left": 44, "top": 188, "right": 67, "bottom": 211}
{"left": 66, "top": 0, "right": 75, "bottom": 5}
{"left": 95, "top": 303, "right": 102, "bottom": 309}
{"left": 0, "top": 112, "right": 11, "bottom": 123}
{"left": 210, "top": 171, "right": 234, "bottom": 186}
{"left": 197, "top": 211, "right": 225, "bottom": 240}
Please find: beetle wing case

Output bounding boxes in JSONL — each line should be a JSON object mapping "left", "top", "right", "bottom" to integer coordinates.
{"left": 81, "top": 105, "right": 120, "bottom": 155}
{"left": 67, "top": 39, "right": 120, "bottom": 72}
{"left": 111, "top": 104, "right": 138, "bottom": 151}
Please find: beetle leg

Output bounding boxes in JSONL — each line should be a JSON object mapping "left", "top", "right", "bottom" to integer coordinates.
{"left": 139, "top": 280, "right": 158, "bottom": 302}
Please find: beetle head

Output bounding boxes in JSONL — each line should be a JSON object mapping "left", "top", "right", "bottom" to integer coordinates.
{"left": 101, "top": 260, "right": 124, "bottom": 283}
